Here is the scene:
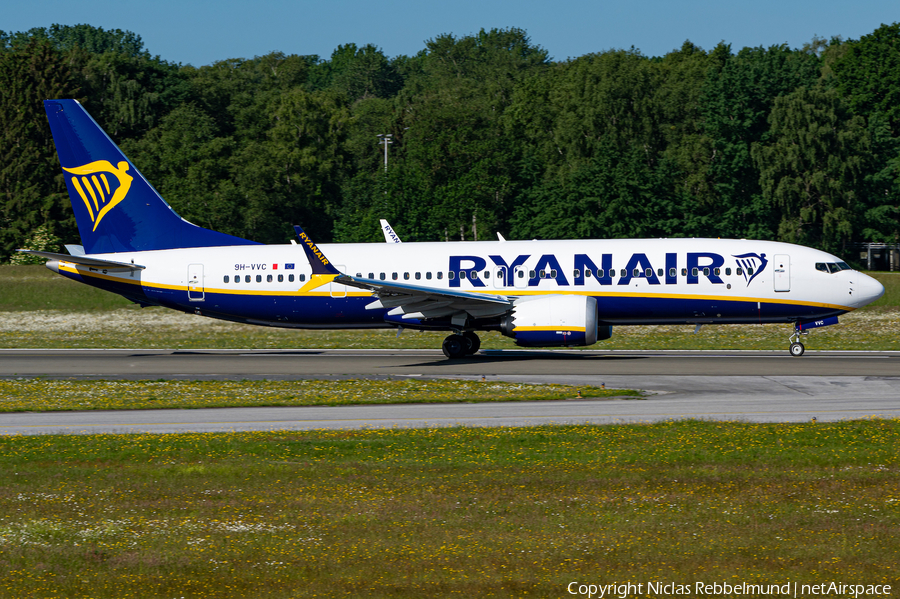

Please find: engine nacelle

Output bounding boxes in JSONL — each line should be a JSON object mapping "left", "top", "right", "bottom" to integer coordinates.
{"left": 500, "top": 295, "right": 605, "bottom": 347}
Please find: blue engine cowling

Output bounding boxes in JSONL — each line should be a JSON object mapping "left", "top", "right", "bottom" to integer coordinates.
{"left": 500, "top": 295, "right": 606, "bottom": 347}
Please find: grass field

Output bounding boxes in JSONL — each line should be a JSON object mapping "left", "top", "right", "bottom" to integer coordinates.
{"left": 0, "top": 379, "right": 633, "bottom": 412}
{"left": 1, "top": 265, "right": 899, "bottom": 351}
{"left": 1, "top": 420, "right": 898, "bottom": 598}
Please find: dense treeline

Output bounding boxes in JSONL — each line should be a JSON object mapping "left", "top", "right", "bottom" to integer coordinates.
{"left": 1, "top": 23, "right": 898, "bottom": 264}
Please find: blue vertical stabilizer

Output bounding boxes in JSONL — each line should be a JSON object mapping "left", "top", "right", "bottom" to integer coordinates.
{"left": 44, "top": 99, "right": 259, "bottom": 253}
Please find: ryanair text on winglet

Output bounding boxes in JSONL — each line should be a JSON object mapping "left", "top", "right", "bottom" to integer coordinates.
{"left": 298, "top": 232, "right": 330, "bottom": 267}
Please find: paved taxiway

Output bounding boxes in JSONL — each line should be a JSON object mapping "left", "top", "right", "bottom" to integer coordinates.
{"left": 1, "top": 349, "right": 898, "bottom": 434}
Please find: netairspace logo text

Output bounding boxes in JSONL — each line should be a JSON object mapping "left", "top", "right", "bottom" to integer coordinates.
{"left": 566, "top": 581, "right": 892, "bottom": 598}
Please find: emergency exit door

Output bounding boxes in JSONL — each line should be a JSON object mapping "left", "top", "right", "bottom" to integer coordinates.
{"left": 188, "top": 264, "right": 205, "bottom": 301}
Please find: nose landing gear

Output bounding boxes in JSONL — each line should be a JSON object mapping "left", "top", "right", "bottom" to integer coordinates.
{"left": 788, "top": 326, "right": 808, "bottom": 357}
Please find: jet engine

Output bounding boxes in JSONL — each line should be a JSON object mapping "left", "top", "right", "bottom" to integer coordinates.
{"left": 500, "top": 295, "right": 608, "bottom": 347}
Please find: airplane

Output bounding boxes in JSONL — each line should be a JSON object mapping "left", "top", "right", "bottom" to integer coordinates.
{"left": 19, "top": 99, "right": 885, "bottom": 359}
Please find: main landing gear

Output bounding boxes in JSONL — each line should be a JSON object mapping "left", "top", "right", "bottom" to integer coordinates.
{"left": 788, "top": 327, "right": 808, "bottom": 357}
{"left": 442, "top": 332, "right": 481, "bottom": 359}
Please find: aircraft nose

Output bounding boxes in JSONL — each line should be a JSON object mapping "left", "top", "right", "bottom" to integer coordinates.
{"left": 854, "top": 272, "right": 884, "bottom": 308}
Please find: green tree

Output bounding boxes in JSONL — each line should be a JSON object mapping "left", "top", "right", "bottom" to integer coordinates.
{"left": 832, "top": 22, "right": 900, "bottom": 135}
{"left": 232, "top": 88, "right": 351, "bottom": 242}
{"left": 0, "top": 40, "right": 78, "bottom": 262}
{"left": 699, "top": 44, "right": 822, "bottom": 239}
{"left": 119, "top": 103, "right": 243, "bottom": 237}
{"left": 752, "top": 87, "right": 870, "bottom": 251}
{"left": 1, "top": 23, "right": 147, "bottom": 57}
{"left": 333, "top": 28, "right": 548, "bottom": 242}
{"left": 307, "top": 44, "right": 402, "bottom": 101}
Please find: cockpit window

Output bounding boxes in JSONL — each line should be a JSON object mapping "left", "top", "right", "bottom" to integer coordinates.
{"left": 817, "top": 261, "right": 852, "bottom": 274}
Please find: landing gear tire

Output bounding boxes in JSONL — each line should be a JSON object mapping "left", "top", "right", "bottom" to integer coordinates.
{"left": 789, "top": 342, "right": 805, "bottom": 357}
{"left": 462, "top": 331, "right": 481, "bottom": 355}
{"left": 442, "top": 335, "right": 467, "bottom": 359}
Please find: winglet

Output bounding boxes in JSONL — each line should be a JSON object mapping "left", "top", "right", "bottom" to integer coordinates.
{"left": 293, "top": 225, "right": 344, "bottom": 293}
{"left": 294, "top": 225, "right": 340, "bottom": 276}
{"left": 380, "top": 219, "right": 402, "bottom": 243}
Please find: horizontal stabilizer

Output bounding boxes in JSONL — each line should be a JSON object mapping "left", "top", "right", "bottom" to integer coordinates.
{"left": 15, "top": 250, "right": 145, "bottom": 271}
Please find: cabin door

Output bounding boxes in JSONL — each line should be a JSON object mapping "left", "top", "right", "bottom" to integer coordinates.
{"left": 773, "top": 255, "right": 790, "bottom": 292}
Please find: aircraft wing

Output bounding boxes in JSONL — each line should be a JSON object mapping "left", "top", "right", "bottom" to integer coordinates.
{"left": 15, "top": 250, "right": 146, "bottom": 271}
{"left": 293, "top": 225, "right": 512, "bottom": 324}
{"left": 337, "top": 273, "right": 513, "bottom": 321}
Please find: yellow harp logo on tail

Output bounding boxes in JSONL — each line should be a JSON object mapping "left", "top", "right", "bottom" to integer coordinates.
{"left": 63, "top": 161, "right": 134, "bottom": 231}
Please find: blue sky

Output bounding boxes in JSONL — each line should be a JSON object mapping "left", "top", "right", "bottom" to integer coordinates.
{"left": 5, "top": 0, "right": 899, "bottom": 66}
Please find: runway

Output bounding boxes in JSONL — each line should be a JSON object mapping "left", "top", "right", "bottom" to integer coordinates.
{"left": 3, "top": 348, "right": 900, "bottom": 377}
{"left": 1, "top": 349, "right": 899, "bottom": 434}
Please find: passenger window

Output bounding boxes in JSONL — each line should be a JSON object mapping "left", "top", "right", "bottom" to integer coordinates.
{"left": 657, "top": 268, "right": 663, "bottom": 277}
{"left": 234, "top": 276, "right": 239, "bottom": 284}
{"left": 517, "top": 270, "right": 524, "bottom": 278}
{"left": 725, "top": 268, "right": 731, "bottom": 276}
{"left": 692, "top": 268, "right": 699, "bottom": 277}
{"left": 392, "top": 272, "right": 398, "bottom": 280}
{"left": 620, "top": 269, "right": 627, "bottom": 277}
{"left": 703, "top": 268, "right": 709, "bottom": 276}
{"left": 256, "top": 275, "right": 262, "bottom": 283}
{"left": 448, "top": 272, "right": 455, "bottom": 280}
{"left": 714, "top": 268, "right": 720, "bottom": 276}
{"left": 669, "top": 268, "right": 676, "bottom": 278}
{"left": 367, "top": 272, "right": 374, "bottom": 279}
{"left": 597, "top": 269, "right": 605, "bottom": 278}
{"left": 224, "top": 275, "right": 230, "bottom": 283}
{"left": 496, "top": 270, "right": 503, "bottom": 279}
{"left": 437, "top": 272, "right": 443, "bottom": 280}
{"left": 529, "top": 270, "right": 536, "bottom": 279}
{"left": 403, "top": 272, "right": 409, "bottom": 280}
{"left": 645, "top": 268, "right": 653, "bottom": 277}
{"left": 747, "top": 268, "right": 754, "bottom": 275}
{"left": 681, "top": 268, "right": 687, "bottom": 277}
{"left": 278, "top": 274, "right": 284, "bottom": 282}
{"left": 736, "top": 267, "right": 743, "bottom": 276}
{"left": 288, "top": 274, "right": 294, "bottom": 282}
{"left": 245, "top": 275, "right": 251, "bottom": 283}
{"left": 460, "top": 271, "right": 467, "bottom": 279}
{"left": 415, "top": 272, "right": 421, "bottom": 280}
{"left": 539, "top": 271, "right": 546, "bottom": 279}
{"left": 380, "top": 273, "right": 386, "bottom": 280}
{"left": 574, "top": 269, "right": 582, "bottom": 278}
{"left": 426, "top": 272, "right": 432, "bottom": 280}
{"left": 267, "top": 274, "right": 273, "bottom": 283}
{"left": 299, "top": 274, "right": 306, "bottom": 282}
{"left": 633, "top": 268, "right": 640, "bottom": 277}
{"left": 484, "top": 271, "right": 490, "bottom": 279}
{"left": 816, "top": 263, "right": 828, "bottom": 273}
{"left": 550, "top": 269, "right": 557, "bottom": 278}
{"left": 471, "top": 271, "right": 479, "bottom": 279}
